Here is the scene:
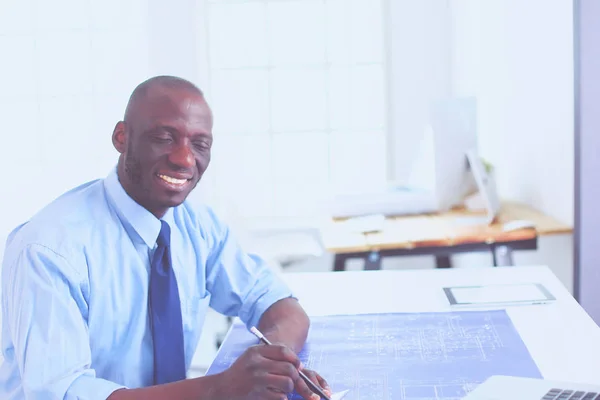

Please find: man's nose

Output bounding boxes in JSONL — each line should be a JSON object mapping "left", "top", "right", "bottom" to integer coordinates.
{"left": 169, "top": 143, "right": 195, "bottom": 169}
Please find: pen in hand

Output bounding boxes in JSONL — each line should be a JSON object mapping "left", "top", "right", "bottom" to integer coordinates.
{"left": 249, "top": 326, "right": 331, "bottom": 400}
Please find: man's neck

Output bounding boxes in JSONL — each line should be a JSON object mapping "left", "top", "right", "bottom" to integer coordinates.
{"left": 116, "top": 162, "right": 167, "bottom": 220}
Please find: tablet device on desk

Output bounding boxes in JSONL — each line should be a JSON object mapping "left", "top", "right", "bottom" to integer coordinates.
{"left": 443, "top": 283, "right": 556, "bottom": 306}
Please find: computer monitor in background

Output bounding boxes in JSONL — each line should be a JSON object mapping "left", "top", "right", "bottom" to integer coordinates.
{"left": 408, "top": 96, "right": 479, "bottom": 211}
{"left": 329, "top": 97, "right": 481, "bottom": 219}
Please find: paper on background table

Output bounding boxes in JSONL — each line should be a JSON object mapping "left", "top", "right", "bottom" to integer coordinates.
{"left": 206, "top": 310, "right": 541, "bottom": 400}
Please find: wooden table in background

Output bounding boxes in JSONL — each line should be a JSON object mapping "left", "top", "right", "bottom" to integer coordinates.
{"left": 320, "top": 201, "right": 572, "bottom": 271}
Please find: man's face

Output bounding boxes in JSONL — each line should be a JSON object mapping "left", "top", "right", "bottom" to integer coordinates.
{"left": 115, "top": 88, "right": 213, "bottom": 217}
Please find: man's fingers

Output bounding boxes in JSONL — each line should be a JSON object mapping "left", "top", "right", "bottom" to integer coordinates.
{"left": 302, "top": 369, "right": 319, "bottom": 387}
{"left": 256, "top": 344, "right": 301, "bottom": 367}
{"left": 293, "top": 373, "right": 320, "bottom": 400}
{"left": 256, "top": 387, "right": 288, "bottom": 400}
{"left": 262, "top": 374, "right": 295, "bottom": 394}
{"left": 248, "top": 345, "right": 330, "bottom": 399}
{"left": 302, "top": 369, "right": 331, "bottom": 398}
{"left": 265, "top": 360, "right": 300, "bottom": 381}
{"left": 314, "top": 371, "right": 331, "bottom": 396}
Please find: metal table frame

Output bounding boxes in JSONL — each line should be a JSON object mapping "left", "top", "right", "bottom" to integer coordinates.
{"left": 332, "top": 237, "right": 538, "bottom": 271}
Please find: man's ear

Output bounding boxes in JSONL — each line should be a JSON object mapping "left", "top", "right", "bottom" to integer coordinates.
{"left": 112, "top": 121, "right": 127, "bottom": 154}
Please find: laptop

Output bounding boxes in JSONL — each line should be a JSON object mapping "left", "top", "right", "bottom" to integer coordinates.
{"left": 463, "top": 376, "right": 600, "bottom": 400}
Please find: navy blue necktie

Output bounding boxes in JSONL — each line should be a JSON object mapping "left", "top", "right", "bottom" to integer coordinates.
{"left": 150, "top": 220, "right": 186, "bottom": 384}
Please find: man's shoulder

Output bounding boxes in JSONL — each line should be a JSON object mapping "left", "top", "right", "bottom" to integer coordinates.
{"left": 4, "top": 178, "right": 110, "bottom": 260}
{"left": 30, "top": 178, "right": 108, "bottom": 228}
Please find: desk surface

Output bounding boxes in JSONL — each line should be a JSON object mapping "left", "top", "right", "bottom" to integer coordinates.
{"left": 321, "top": 201, "right": 573, "bottom": 254}
{"left": 281, "top": 266, "right": 600, "bottom": 385}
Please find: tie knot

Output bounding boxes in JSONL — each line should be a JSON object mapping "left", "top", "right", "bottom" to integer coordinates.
{"left": 157, "top": 220, "right": 171, "bottom": 247}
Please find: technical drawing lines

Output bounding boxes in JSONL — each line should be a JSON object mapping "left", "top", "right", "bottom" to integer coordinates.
{"left": 206, "top": 310, "right": 541, "bottom": 399}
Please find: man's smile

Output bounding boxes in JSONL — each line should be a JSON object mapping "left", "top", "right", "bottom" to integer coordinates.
{"left": 155, "top": 173, "right": 193, "bottom": 190}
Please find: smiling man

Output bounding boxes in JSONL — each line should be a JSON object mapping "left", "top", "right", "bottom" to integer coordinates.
{"left": 0, "top": 76, "right": 329, "bottom": 400}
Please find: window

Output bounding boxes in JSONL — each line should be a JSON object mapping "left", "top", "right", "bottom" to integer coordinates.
{"left": 204, "top": 0, "right": 387, "bottom": 218}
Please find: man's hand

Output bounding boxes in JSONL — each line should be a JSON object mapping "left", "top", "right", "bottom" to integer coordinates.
{"left": 214, "top": 344, "right": 330, "bottom": 400}
{"left": 301, "top": 368, "right": 332, "bottom": 399}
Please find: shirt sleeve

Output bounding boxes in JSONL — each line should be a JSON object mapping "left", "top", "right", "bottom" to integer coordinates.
{"left": 2, "top": 244, "right": 125, "bottom": 399}
{"left": 204, "top": 219, "right": 295, "bottom": 330}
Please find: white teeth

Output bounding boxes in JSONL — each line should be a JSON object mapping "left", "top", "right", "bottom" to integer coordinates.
{"left": 158, "top": 174, "right": 187, "bottom": 185}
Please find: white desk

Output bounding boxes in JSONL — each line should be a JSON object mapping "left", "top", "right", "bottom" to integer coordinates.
{"left": 281, "top": 266, "right": 600, "bottom": 385}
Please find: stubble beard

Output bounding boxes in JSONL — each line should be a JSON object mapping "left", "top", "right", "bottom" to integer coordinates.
{"left": 122, "top": 142, "right": 152, "bottom": 206}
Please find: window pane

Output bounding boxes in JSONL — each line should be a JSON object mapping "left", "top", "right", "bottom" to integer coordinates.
{"left": 1, "top": 100, "right": 40, "bottom": 165}
{"left": 329, "top": 131, "right": 387, "bottom": 192}
{"left": 350, "top": 65, "right": 386, "bottom": 131}
{"left": 205, "top": 0, "right": 387, "bottom": 217}
{"left": 272, "top": 132, "right": 330, "bottom": 184}
{"left": 0, "top": 0, "right": 33, "bottom": 34}
{"left": 328, "top": 66, "right": 351, "bottom": 130}
{"left": 272, "top": 132, "right": 330, "bottom": 216}
{"left": 329, "top": 65, "right": 386, "bottom": 131}
{"left": 268, "top": 0, "right": 326, "bottom": 66}
{"left": 327, "top": 0, "right": 384, "bottom": 65}
{"left": 350, "top": 0, "right": 384, "bottom": 64}
{"left": 326, "top": 0, "right": 351, "bottom": 65}
{"left": 271, "top": 68, "right": 328, "bottom": 132}
{"left": 90, "top": 0, "right": 146, "bottom": 30}
{"left": 36, "top": 0, "right": 88, "bottom": 30}
{"left": 210, "top": 69, "right": 270, "bottom": 134}
{"left": 211, "top": 134, "right": 274, "bottom": 217}
{"left": 0, "top": 37, "right": 36, "bottom": 99}
{"left": 91, "top": 31, "right": 149, "bottom": 97}
{"left": 37, "top": 34, "right": 92, "bottom": 96}
{"left": 39, "top": 98, "right": 95, "bottom": 163}
{"left": 209, "top": 3, "right": 268, "bottom": 68}
{"left": 273, "top": 182, "right": 331, "bottom": 217}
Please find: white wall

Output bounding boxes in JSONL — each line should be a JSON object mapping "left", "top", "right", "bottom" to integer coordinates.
{"left": 449, "top": 0, "right": 574, "bottom": 290}
{"left": 450, "top": 0, "right": 574, "bottom": 226}
{"left": 387, "top": 0, "right": 452, "bottom": 181}
{"left": 0, "top": 0, "right": 153, "bottom": 258}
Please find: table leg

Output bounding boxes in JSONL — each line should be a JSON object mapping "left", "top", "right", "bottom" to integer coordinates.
{"left": 364, "top": 251, "right": 382, "bottom": 270}
{"left": 493, "top": 245, "right": 514, "bottom": 266}
{"left": 333, "top": 254, "right": 347, "bottom": 271}
{"left": 435, "top": 255, "right": 452, "bottom": 268}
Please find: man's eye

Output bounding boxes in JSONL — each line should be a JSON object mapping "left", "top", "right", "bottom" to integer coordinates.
{"left": 153, "top": 136, "right": 172, "bottom": 144}
{"left": 194, "top": 141, "right": 210, "bottom": 151}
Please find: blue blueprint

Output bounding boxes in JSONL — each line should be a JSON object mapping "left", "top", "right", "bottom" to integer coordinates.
{"left": 206, "top": 310, "right": 541, "bottom": 400}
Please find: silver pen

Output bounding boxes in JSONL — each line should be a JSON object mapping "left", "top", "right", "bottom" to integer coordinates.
{"left": 249, "top": 326, "right": 331, "bottom": 400}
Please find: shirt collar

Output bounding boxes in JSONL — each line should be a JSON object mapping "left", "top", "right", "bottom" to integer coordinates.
{"left": 103, "top": 167, "right": 174, "bottom": 248}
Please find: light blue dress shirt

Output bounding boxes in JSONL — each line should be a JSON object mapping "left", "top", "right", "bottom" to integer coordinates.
{"left": 0, "top": 168, "right": 293, "bottom": 399}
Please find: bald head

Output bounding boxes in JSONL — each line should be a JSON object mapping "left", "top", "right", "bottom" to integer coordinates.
{"left": 124, "top": 75, "right": 204, "bottom": 122}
